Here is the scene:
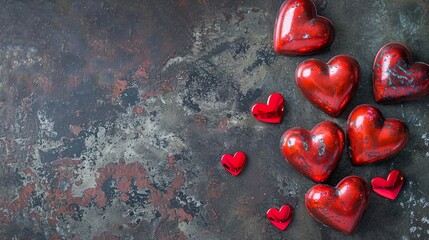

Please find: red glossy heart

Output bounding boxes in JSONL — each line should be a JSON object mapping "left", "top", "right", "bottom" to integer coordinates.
{"left": 280, "top": 120, "right": 345, "bottom": 182}
{"left": 347, "top": 104, "right": 409, "bottom": 165}
{"left": 305, "top": 176, "right": 370, "bottom": 235}
{"left": 266, "top": 205, "right": 293, "bottom": 231}
{"left": 251, "top": 93, "right": 284, "bottom": 123}
{"left": 221, "top": 152, "right": 246, "bottom": 176}
{"left": 273, "top": 0, "right": 335, "bottom": 55}
{"left": 295, "top": 55, "right": 360, "bottom": 117}
{"left": 371, "top": 170, "right": 404, "bottom": 200}
{"left": 373, "top": 42, "right": 429, "bottom": 103}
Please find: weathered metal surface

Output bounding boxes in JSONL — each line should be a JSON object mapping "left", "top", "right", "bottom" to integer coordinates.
{"left": 0, "top": 0, "right": 428, "bottom": 239}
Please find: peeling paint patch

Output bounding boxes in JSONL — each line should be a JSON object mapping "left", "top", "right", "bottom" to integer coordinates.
{"left": 422, "top": 133, "right": 429, "bottom": 147}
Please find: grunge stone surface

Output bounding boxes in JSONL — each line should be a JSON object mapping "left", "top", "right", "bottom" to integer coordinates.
{"left": 0, "top": 0, "right": 428, "bottom": 239}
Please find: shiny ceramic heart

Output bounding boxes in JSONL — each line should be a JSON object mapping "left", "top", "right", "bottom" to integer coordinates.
{"left": 295, "top": 55, "right": 360, "bottom": 117}
{"left": 266, "top": 205, "right": 293, "bottom": 231}
{"left": 280, "top": 120, "right": 345, "bottom": 182}
{"left": 273, "top": 0, "right": 335, "bottom": 55}
{"left": 221, "top": 152, "right": 246, "bottom": 176}
{"left": 305, "top": 176, "right": 370, "bottom": 235}
{"left": 373, "top": 42, "right": 429, "bottom": 103}
{"left": 371, "top": 170, "right": 404, "bottom": 200}
{"left": 347, "top": 104, "right": 409, "bottom": 165}
{"left": 251, "top": 93, "right": 284, "bottom": 123}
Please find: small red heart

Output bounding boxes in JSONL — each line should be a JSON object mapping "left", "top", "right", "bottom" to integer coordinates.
{"left": 371, "top": 170, "right": 404, "bottom": 200}
{"left": 221, "top": 152, "right": 246, "bottom": 176}
{"left": 273, "top": 0, "right": 335, "bottom": 55}
{"left": 251, "top": 93, "right": 284, "bottom": 124}
{"left": 347, "top": 104, "right": 409, "bottom": 165}
{"left": 280, "top": 120, "right": 345, "bottom": 182}
{"left": 266, "top": 205, "right": 293, "bottom": 231}
{"left": 305, "top": 176, "right": 370, "bottom": 235}
{"left": 295, "top": 55, "right": 360, "bottom": 117}
{"left": 373, "top": 42, "right": 429, "bottom": 103}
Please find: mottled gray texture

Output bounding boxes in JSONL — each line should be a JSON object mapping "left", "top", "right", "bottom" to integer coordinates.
{"left": 0, "top": 0, "right": 428, "bottom": 239}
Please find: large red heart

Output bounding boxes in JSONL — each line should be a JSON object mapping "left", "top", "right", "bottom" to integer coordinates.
{"left": 295, "top": 55, "right": 360, "bottom": 117}
{"left": 305, "top": 176, "right": 370, "bottom": 235}
{"left": 373, "top": 42, "right": 429, "bottom": 103}
{"left": 221, "top": 152, "right": 246, "bottom": 176}
{"left": 273, "top": 0, "right": 335, "bottom": 55}
{"left": 251, "top": 93, "right": 284, "bottom": 123}
{"left": 347, "top": 104, "right": 409, "bottom": 165}
{"left": 266, "top": 205, "right": 293, "bottom": 231}
{"left": 371, "top": 170, "right": 404, "bottom": 200}
{"left": 279, "top": 120, "right": 345, "bottom": 182}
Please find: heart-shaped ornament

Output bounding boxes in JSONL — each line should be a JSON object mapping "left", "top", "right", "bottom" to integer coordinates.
{"left": 266, "top": 205, "right": 293, "bottom": 231}
{"left": 305, "top": 176, "right": 370, "bottom": 235}
{"left": 295, "top": 55, "right": 360, "bottom": 117}
{"left": 280, "top": 120, "right": 345, "bottom": 182}
{"left": 373, "top": 42, "right": 429, "bottom": 103}
{"left": 221, "top": 152, "right": 246, "bottom": 176}
{"left": 273, "top": 0, "right": 335, "bottom": 55}
{"left": 371, "top": 170, "right": 404, "bottom": 200}
{"left": 251, "top": 93, "right": 284, "bottom": 123}
{"left": 347, "top": 104, "right": 409, "bottom": 165}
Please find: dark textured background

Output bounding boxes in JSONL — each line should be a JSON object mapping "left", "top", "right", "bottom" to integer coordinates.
{"left": 0, "top": 0, "right": 428, "bottom": 239}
